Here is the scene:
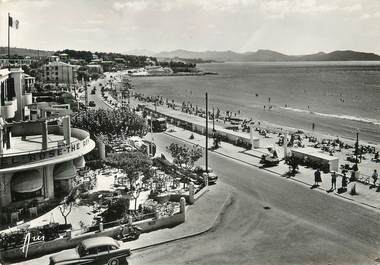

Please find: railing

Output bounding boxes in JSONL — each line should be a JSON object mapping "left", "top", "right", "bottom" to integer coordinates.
{"left": 0, "top": 128, "right": 92, "bottom": 169}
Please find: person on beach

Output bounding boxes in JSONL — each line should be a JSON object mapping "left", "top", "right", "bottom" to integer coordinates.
{"left": 372, "top": 169, "right": 378, "bottom": 186}
{"left": 314, "top": 169, "right": 322, "bottom": 186}
{"left": 331, "top": 171, "right": 337, "bottom": 190}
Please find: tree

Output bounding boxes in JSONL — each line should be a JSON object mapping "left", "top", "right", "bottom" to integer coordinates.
{"left": 58, "top": 197, "right": 74, "bottom": 225}
{"left": 167, "top": 143, "right": 203, "bottom": 169}
{"left": 71, "top": 108, "right": 148, "bottom": 144}
{"left": 105, "top": 151, "right": 152, "bottom": 189}
{"left": 100, "top": 198, "right": 130, "bottom": 222}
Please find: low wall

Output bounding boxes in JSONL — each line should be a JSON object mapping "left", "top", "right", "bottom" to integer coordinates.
{"left": 134, "top": 211, "right": 185, "bottom": 232}
{"left": 194, "top": 185, "right": 209, "bottom": 201}
{"left": 2, "top": 204, "right": 186, "bottom": 261}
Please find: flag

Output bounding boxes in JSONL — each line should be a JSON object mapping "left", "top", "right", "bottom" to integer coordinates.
{"left": 8, "top": 16, "right": 19, "bottom": 29}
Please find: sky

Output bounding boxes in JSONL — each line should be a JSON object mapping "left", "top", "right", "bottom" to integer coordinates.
{"left": 0, "top": 0, "right": 380, "bottom": 55}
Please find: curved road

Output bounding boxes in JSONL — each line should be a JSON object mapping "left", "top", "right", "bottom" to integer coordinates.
{"left": 129, "top": 132, "right": 380, "bottom": 265}
{"left": 87, "top": 78, "right": 379, "bottom": 264}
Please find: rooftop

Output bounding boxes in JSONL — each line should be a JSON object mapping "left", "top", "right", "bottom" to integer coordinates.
{"left": 2, "top": 134, "right": 76, "bottom": 156}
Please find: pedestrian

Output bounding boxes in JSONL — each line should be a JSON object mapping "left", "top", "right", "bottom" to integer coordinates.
{"left": 312, "top": 122, "right": 315, "bottom": 131}
{"left": 331, "top": 171, "right": 337, "bottom": 190}
{"left": 341, "top": 171, "right": 347, "bottom": 190}
{"left": 314, "top": 169, "right": 322, "bottom": 186}
{"left": 372, "top": 169, "right": 378, "bottom": 186}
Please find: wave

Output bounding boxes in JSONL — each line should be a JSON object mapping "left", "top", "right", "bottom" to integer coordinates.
{"left": 280, "top": 107, "right": 380, "bottom": 126}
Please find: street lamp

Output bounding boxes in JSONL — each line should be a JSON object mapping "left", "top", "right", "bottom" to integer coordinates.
{"left": 212, "top": 107, "right": 215, "bottom": 132}
{"left": 355, "top": 128, "right": 360, "bottom": 167}
{"left": 205, "top": 92, "right": 208, "bottom": 172}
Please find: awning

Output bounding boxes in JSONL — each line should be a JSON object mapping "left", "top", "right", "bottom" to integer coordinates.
{"left": 54, "top": 161, "right": 76, "bottom": 180}
{"left": 73, "top": 156, "right": 86, "bottom": 169}
{"left": 12, "top": 170, "right": 43, "bottom": 193}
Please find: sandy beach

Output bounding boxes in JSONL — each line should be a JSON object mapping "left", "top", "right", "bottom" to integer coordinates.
{"left": 131, "top": 62, "right": 380, "bottom": 145}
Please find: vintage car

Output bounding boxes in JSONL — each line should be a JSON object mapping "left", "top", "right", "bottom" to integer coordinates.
{"left": 49, "top": 236, "right": 130, "bottom": 265}
{"left": 193, "top": 165, "right": 218, "bottom": 184}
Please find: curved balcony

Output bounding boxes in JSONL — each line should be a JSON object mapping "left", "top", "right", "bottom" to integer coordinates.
{"left": 0, "top": 126, "right": 95, "bottom": 172}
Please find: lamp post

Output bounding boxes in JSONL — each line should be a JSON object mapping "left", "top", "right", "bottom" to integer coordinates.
{"left": 205, "top": 92, "right": 208, "bottom": 172}
{"left": 355, "top": 129, "right": 359, "bottom": 167}
{"left": 212, "top": 107, "right": 215, "bottom": 132}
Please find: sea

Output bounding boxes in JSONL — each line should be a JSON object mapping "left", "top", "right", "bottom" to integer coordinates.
{"left": 131, "top": 61, "right": 380, "bottom": 144}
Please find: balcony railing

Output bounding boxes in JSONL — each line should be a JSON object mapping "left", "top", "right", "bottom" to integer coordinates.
{"left": 0, "top": 128, "right": 93, "bottom": 169}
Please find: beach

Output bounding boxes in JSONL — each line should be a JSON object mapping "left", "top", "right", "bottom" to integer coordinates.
{"left": 131, "top": 61, "right": 380, "bottom": 144}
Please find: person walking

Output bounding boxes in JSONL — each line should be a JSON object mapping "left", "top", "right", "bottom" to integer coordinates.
{"left": 314, "top": 169, "right": 322, "bottom": 186}
{"left": 372, "top": 169, "right": 378, "bottom": 186}
{"left": 331, "top": 171, "right": 337, "bottom": 190}
{"left": 341, "top": 171, "right": 348, "bottom": 190}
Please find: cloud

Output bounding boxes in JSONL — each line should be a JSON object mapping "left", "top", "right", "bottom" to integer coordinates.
{"left": 112, "top": 0, "right": 149, "bottom": 12}
{"left": 110, "top": 0, "right": 257, "bottom": 13}
{"left": 260, "top": 0, "right": 341, "bottom": 18}
{"left": 342, "top": 4, "right": 362, "bottom": 12}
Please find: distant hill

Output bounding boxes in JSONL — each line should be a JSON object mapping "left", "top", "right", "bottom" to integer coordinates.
{"left": 150, "top": 49, "right": 380, "bottom": 62}
{"left": 0, "top": 47, "right": 54, "bottom": 58}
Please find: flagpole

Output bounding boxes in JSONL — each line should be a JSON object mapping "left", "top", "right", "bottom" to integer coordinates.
{"left": 8, "top": 13, "right": 10, "bottom": 63}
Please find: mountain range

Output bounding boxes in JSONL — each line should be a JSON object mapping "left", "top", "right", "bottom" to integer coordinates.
{"left": 128, "top": 49, "right": 380, "bottom": 62}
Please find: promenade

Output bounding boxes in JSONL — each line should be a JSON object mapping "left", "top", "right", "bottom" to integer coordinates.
{"left": 163, "top": 125, "right": 380, "bottom": 210}
{"left": 134, "top": 99, "right": 380, "bottom": 210}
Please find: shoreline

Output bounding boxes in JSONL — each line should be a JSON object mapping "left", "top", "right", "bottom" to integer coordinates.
{"left": 130, "top": 72, "right": 218, "bottom": 77}
{"left": 129, "top": 93, "right": 379, "bottom": 148}
{"left": 130, "top": 89, "right": 380, "bottom": 145}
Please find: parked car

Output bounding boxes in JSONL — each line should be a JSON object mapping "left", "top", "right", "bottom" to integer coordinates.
{"left": 49, "top": 236, "right": 130, "bottom": 265}
{"left": 193, "top": 165, "right": 218, "bottom": 184}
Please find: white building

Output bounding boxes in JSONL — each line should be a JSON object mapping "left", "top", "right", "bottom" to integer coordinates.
{"left": 42, "top": 61, "right": 78, "bottom": 85}
{"left": 0, "top": 68, "right": 95, "bottom": 225}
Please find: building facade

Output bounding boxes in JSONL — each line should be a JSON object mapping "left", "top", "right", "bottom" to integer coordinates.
{"left": 42, "top": 61, "right": 78, "bottom": 85}
{"left": 0, "top": 68, "right": 95, "bottom": 225}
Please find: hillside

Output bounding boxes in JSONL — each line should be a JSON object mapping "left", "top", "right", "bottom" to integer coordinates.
{"left": 0, "top": 47, "right": 54, "bottom": 58}
{"left": 152, "top": 49, "right": 380, "bottom": 62}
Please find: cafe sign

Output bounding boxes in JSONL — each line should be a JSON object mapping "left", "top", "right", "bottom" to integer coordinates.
{"left": 0, "top": 138, "right": 90, "bottom": 169}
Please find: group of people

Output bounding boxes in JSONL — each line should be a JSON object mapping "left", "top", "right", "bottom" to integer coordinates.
{"left": 314, "top": 168, "right": 379, "bottom": 192}
{"left": 313, "top": 169, "right": 348, "bottom": 191}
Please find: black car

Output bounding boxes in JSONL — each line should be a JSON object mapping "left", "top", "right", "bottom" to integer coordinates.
{"left": 49, "top": 236, "right": 130, "bottom": 265}
{"left": 193, "top": 165, "right": 218, "bottom": 184}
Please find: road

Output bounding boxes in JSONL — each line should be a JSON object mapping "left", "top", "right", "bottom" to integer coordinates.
{"left": 85, "top": 78, "right": 379, "bottom": 264}
{"left": 128, "top": 132, "right": 380, "bottom": 265}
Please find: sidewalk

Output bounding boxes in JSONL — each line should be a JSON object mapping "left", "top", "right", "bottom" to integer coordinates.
{"left": 11, "top": 183, "right": 232, "bottom": 265}
{"left": 164, "top": 124, "right": 380, "bottom": 210}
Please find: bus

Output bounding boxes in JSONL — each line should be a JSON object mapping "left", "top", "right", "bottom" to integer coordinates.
{"left": 148, "top": 117, "right": 167, "bottom": 132}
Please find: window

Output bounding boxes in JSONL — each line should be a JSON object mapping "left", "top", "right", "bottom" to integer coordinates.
{"left": 87, "top": 247, "right": 98, "bottom": 255}
{"left": 110, "top": 245, "right": 118, "bottom": 251}
{"left": 97, "top": 245, "right": 109, "bottom": 254}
